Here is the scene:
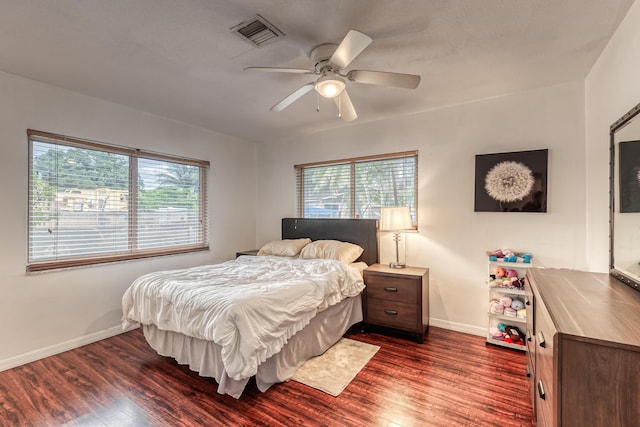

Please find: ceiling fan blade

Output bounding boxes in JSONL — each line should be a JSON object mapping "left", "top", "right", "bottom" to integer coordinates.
{"left": 329, "top": 30, "right": 373, "bottom": 69}
{"left": 348, "top": 70, "right": 421, "bottom": 89}
{"left": 270, "top": 83, "right": 316, "bottom": 112}
{"left": 244, "top": 66, "right": 315, "bottom": 74}
{"left": 334, "top": 90, "right": 357, "bottom": 122}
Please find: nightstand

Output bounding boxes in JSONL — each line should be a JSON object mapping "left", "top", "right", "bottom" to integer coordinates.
{"left": 363, "top": 263, "right": 429, "bottom": 343}
{"left": 236, "top": 249, "right": 259, "bottom": 258}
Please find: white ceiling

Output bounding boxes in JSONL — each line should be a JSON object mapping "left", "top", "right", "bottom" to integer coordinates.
{"left": 0, "top": 0, "right": 634, "bottom": 142}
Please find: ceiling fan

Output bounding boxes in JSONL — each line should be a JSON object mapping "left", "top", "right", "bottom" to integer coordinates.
{"left": 244, "top": 30, "right": 421, "bottom": 122}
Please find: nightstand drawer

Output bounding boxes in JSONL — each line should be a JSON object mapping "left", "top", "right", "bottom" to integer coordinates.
{"left": 364, "top": 274, "right": 418, "bottom": 304}
{"left": 366, "top": 299, "right": 418, "bottom": 331}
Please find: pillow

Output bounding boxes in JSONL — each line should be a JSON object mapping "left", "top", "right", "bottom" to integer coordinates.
{"left": 299, "top": 240, "right": 364, "bottom": 264}
{"left": 257, "top": 238, "right": 311, "bottom": 257}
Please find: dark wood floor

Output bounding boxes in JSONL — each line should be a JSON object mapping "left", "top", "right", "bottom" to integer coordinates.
{"left": 0, "top": 326, "right": 534, "bottom": 426}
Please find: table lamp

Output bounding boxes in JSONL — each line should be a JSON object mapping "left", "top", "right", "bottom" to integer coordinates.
{"left": 380, "top": 206, "right": 413, "bottom": 268}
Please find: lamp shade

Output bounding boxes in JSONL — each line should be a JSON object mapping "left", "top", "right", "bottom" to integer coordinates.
{"left": 380, "top": 206, "right": 412, "bottom": 231}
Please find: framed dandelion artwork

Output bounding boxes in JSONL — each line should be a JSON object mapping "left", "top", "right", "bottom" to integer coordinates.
{"left": 619, "top": 140, "right": 640, "bottom": 213}
{"left": 474, "top": 149, "right": 548, "bottom": 212}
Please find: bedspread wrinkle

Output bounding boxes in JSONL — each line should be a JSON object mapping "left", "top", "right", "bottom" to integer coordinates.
{"left": 121, "top": 256, "right": 364, "bottom": 380}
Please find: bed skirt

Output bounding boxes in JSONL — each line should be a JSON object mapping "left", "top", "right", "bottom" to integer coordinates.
{"left": 142, "top": 295, "right": 363, "bottom": 398}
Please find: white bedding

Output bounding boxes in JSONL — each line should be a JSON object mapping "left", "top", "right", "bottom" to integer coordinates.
{"left": 142, "top": 295, "right": 362, "bottom": 398}
{"left": 121, "top": 255, "right": 364, "bottom": 382}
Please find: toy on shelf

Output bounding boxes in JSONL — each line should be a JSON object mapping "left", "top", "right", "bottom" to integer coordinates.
{"left": 511, "top": 298, "right": 525, "bottom": 310}
{"left": 487, "top": 266, "right": 526, "bottom": 290}
{"left": 486, "top": 249, "right": 533, "bottom": 264}
{"left": 488, "top": 296, "right": 526, "bottom": 319}
{"left": 489, "top": 323, "right": 525, "bottom": 345}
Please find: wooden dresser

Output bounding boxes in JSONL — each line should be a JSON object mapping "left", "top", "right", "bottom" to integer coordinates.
{"left": 526, "top": 268, "right": 640, "bottom": 427}
{"left": 363, "top": 264, "right": 429, "bottom": 343}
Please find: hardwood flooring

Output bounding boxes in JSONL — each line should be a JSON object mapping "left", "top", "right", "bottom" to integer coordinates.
{"left": 0, "top": 327, "right": 534, "bottom": 426}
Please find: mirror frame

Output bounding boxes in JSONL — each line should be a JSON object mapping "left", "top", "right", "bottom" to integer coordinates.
{"left": 610, "top": 101, "right": 640, "bottom": 292}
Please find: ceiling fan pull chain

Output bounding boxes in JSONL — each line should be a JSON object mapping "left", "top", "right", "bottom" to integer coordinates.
{"left": 316, "top": 91, "right": 320, "bottom": 112}
{"left": 338, "top": 95, "right": 342, "bottom": 118}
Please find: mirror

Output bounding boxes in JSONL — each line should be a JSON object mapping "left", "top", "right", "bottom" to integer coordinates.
{"left": 610, "top": 101, "right": 640, "bottom": 292}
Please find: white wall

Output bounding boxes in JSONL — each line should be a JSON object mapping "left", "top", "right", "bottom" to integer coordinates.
{"left": 257, "top": 82, "right": 586, "bottom": 335}
{"left": 0, "top": 71, "right": 257, "bottom": 368}
{"left": 585, "top": 0, "right": 640, "bottom": 271}
{"left": 6, "top": 0, "right": 637, "bottom": 366}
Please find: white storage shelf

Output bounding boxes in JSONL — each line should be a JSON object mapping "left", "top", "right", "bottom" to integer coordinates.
{"left": 486, "top": 259, "right": 531, "bottom": 351}
{"left": 489, "top": 313, "right": 526, "bottom": 323}
{"left": 489, "top": 260, "right": 532, "bottom": 268}
{"left": 488, "top": 287, "right": 525, "bottom": 296}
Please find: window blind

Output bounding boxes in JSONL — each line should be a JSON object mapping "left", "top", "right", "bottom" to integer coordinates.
{"left": 295, "top": 151, "right": 418, "bottom": 223}
{"left": 27, "top": 130, "right": 209, "bottom": 271}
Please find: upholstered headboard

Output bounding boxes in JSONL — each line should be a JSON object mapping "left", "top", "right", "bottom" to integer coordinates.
{"left": 281, "top": 218, "right": 379, "bottom": 266}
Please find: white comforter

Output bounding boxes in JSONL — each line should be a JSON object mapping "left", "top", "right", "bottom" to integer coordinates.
{"left": 121, "top": 256, "right": 364, "bottom": 381}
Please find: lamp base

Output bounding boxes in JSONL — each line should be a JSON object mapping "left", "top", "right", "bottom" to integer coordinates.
{"left": 389, "top": 261, "right": 406, "bottom": 269}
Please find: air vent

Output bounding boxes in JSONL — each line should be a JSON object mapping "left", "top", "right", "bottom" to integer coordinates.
{"left": 231, "top": 15, "right": 284, "bottom": 47}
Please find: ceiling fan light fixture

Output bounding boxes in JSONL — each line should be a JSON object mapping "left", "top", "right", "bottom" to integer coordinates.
{"left": 315, "top": 75, "right": 346, "bottom": 98}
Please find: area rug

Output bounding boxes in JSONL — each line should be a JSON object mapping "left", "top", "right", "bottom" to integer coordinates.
{"left": 291, "top": 338, "right": 380, "bottom": 396}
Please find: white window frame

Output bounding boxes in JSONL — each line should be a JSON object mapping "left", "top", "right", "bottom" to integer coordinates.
{"left": 27, "top": 130, "right": 209, "bottom": 272}
{"left": 295, "top": 151, "right": 418, "bottom": 225}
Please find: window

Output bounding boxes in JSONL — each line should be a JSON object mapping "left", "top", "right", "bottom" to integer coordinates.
{"left": 27, "top": 130, "right": 208, "bottom": 271}
{"left": 295, "top": 151, "right": 417, "bottom": 224}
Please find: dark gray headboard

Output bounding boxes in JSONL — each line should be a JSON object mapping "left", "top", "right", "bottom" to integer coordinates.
{"left": 281, "top": 218, "right": 379, "bottom": 265}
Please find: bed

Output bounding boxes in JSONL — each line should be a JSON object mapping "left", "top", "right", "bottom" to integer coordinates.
{"left": 122, "top": 218, "right": 378, "bottom": 398}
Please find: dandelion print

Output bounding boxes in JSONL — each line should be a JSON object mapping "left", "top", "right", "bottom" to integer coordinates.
{"left": 484, "top": 161, "right": 534, "bottom": 202}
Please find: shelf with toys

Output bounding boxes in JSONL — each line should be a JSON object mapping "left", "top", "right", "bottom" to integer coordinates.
{"left": 485, "top": 249, "right": 532, "bottom": 351}
{"left": 488, "top": 286, "right": 525, "bottom": 296}
{"left": 490, "top": 312, "right": 526, "bottom": 324}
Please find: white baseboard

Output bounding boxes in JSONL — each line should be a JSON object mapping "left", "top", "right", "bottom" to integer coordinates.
{"left": 0, "top": 323, "right": 140, "bottom": 372}
{"left": 429, "top": 318, "right": 486, "bottom": 337}
{"left": 2, "top": 319, "right": 483, "bottom": 372}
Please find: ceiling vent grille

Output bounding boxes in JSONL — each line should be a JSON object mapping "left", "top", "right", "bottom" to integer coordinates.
{"left": 231, "top": 15, "right": 284, "bottom": 47}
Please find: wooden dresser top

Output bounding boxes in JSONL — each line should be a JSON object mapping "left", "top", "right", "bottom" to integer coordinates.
{"left": 527, "top": 267, "right": 640, "bottom": 350}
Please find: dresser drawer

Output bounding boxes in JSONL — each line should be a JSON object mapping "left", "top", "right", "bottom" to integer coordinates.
{"left": 526, "top": 361, "right": 535, "bottom": 407}
{"left": 366, "top": 298, "right": 418, "bottom": 331}
{"left": 534, "top": 296, "right": 557, "bottom": 426}
{"left": 364, "top": 273, "right": 418, "bottom": 304}
{"left": 524, "top": 278, "right": 535, "bottom": 352}
{"left": 535, "top": 363, "right": 553, "bottom": 426}
{"left": 524, "top": 281, "right": 536, "bottom": 391}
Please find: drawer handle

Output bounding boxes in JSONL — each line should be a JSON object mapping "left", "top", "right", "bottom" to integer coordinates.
{"left": 537, "top": 331, "right": 546, "bottom": 348}
{"left": 537, "top": 380, "right": 546, "bottom": 400}
{"left": 525, "top": 297, "right": 531, "bottom": 306}
{"left": 384, "top": 287, "right": 398, "bottom": 293}
{"left": 526, "top": 330, "right": 532, "bottom": 342}
{"left": 384, "top": 309, "right": 398, "bottom": 316}
{"left": 526, "top": 365, "right": 531, "bottom": 378}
